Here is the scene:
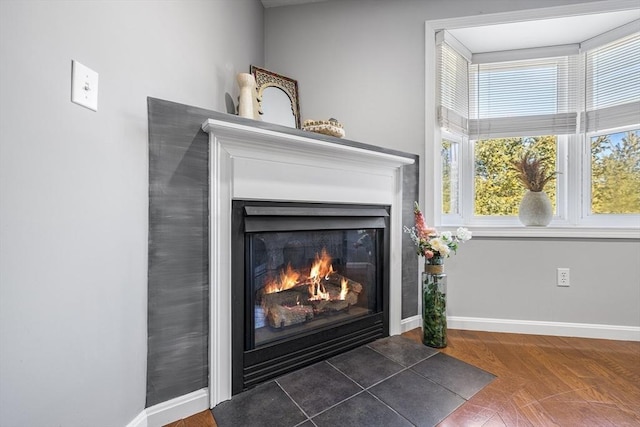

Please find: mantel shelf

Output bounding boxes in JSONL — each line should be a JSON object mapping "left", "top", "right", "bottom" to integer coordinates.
{"left": 202, "top": 117, "right": 415, "bottom": 169}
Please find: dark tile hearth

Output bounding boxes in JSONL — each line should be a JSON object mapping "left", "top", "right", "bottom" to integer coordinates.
{"left": 312, "top": 391, "right": 412, "bottom": 427}
{"left": 369, "top": 369, "right": 465, "bottom": 427}
{"left": 212, "top": 335, "right": 495, "bottom": 427}
{"left": 411, "top": 352, "right": 497, "bottom": 400}
{"left": 328, "top": 345, "right": 404, "bottom": 388}
{"left": 210, "top": 381, "right": 307, "bottom": 427}
{"left": 276, "top": 360, "right": 363, "bottom": 417}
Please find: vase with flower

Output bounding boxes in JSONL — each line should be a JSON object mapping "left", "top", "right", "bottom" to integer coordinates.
{"left": 404, "top": 202, "right": 472, "bottom": 348}
{"left": 511, "top": 150, "right": 559, "bottom": 226}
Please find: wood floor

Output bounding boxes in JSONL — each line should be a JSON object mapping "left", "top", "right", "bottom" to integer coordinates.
{"left": 409, "top": 329, "right": 640, "bottom": 426}
{"left": 166, "top": 329, "right": 640, "bottom": 427}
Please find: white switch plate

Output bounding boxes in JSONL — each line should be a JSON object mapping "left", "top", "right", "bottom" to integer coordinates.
{"left": 71, "top": 60, "right": 98, "bottom": 111}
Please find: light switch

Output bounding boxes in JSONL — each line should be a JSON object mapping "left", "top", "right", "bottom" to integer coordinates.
{"left": 71, "top": 60, "right": 98, "bottom": 111}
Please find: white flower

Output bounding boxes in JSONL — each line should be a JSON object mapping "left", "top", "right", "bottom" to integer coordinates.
{"left": 456, "top": 227, "right": 472, "bottom": 241}
{"left": 429, "top": 237, "right": 451, "bottom": 256}
{"left": 441, "top": 231, "right": 452, "bottom": 241}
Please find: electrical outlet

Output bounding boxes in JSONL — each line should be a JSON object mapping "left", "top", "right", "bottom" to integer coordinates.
{"left": 557, "top": 268, "right": 570, "bottom": 287}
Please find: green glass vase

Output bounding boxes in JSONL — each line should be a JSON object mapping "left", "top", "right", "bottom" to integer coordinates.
{"left": 422, "top": 256, "right": 447, "bottom": 348}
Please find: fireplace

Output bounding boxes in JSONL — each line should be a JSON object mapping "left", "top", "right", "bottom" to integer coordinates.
{"left": 202, "top": 117, "right": 414, "bottom": 406}
{"left": 231, "top": 201, "right": 390, "bottom": 393}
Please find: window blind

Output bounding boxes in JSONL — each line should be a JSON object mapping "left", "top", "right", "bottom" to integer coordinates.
{"left": 582, "top": 32, "right": 640, "bottom": 133}
{"left": 437, "top": 39, "right": 469, "bottom": 135}
{"left": 469, "top": 56, "right": 578, "bottom": 139}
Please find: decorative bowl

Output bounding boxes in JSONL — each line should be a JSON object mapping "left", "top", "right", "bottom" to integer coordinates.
{"left": 302, "top": 118, "right": 345, "bottom": 138}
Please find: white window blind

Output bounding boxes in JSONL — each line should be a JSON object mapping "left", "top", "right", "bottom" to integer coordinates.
{"left": 437, "top": 40, "right": 469, "bottom": 135}
{"left": 583, "top": 32, "right": 640, "bottom": 133}
{"left": 469, "top": 56, "right": 578, "bottom": 139}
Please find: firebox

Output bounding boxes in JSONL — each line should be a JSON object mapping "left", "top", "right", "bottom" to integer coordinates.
{"left": 231, "top": 200, "right": 390, "bottom": 394}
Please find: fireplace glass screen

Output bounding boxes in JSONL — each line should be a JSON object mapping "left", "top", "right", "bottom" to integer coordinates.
{"left": 233, "top": 201, "right": 389, "bottom": 392}
{"left": 247, "top": 228, "right": 382, "bottom": 348}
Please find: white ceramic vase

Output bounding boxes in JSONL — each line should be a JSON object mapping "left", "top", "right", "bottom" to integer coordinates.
{"left": 518, "top": 190, "right": 553, "bottom": 226}
{"left": 236, "top": 73, "right": 257, "bottom": 120}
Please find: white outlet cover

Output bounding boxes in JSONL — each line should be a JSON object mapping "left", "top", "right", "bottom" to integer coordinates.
{"left": 71, "top": 60, "right": 98, "bottom": 111}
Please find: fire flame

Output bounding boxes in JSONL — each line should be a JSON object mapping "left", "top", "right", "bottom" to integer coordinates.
{"left": 263, "top": 248, "right": 344, "bottom": 303}
{"left": 309, "top": 282, "right": 330, "bottom": 301}
{"left": 263, "top": 263, "right": 300, "bottom": 294}
{"left": 309, "top": 249, "right": 335, "bottom": 282}
{"left": 339, "top": 278, "right": 348, "bottom": 300}
{"left": 308, "top": 249, "right": 335, "bottom": 301}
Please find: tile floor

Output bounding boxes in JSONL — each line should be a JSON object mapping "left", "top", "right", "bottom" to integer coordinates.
{"left": 212, "top": 335, "right": 495, "bottom": 427}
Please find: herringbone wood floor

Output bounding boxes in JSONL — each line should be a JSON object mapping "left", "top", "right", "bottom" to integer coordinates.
{"left": 408, "top": 329, "right": 640, "bottom": 426}
{"left": 167, "top": 329, "right": 640, "bottom": 427}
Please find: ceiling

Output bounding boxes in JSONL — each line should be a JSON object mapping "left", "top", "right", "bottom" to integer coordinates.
{"left": 261, "top": 0, "right": 326, "bottom": 7}
{"left": 259, "top": 0, "right": 639, "bottom": 53}
{"left": 448, "top": 10, "right": 640, "bottom": 53}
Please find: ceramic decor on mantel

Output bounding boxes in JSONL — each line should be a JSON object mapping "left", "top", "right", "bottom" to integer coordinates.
{"left": 302, "top": 118, "right": 345, "bottom": 138}
{"left": 236, "top": 73, "right": 261, "bottom": 121}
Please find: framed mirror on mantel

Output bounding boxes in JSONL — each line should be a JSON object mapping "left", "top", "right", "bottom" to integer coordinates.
{"left": 251, "top": 65, "right": 301, "bottom": 129}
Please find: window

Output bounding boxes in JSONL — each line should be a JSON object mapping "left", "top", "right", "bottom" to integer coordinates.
{"left": 436, "top": 29, "right": 640, "bottom": 229}
{"left": 583, "top": 32, "right": 640, "bottom": 220}
{"left": 474, "top": 136, "right": 557, "bottom": 216}
{"left": 441, "top": 137, "right": 459, "bottom": 215}
{"left": 590, "top": 129, "right": 640, "bottom": 214}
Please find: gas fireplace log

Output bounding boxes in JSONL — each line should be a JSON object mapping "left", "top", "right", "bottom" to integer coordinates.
{"left": 260, "top": 272, "right": 363, "bottom": 328}
{"left": 261, "top": 276, "right": 361, "bottom": 304}
{"left": 310, "top": 299, "right": 350, "bottom": 313}
{"left": 350, "top": 281, "right": 363, "bottom": 294}
{"left": 261, "top": 287, "right": 308, "bottom": 309}
{"left": 258, "top": 274, "right": 362, "bottom": 302}
{"left": 324, "top": 274, "right": 363, "bottom": 294}
{"left": 262, "top": 288, "right": 313, "bottom": 329}
{"left": 344, "top": 290, "right": 358, "bottom": 306}
{"left": 266, "top": 304, "right": 314, "bottom": 328}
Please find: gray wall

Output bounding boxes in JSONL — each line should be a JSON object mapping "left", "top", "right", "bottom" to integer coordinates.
{"left": 0, "top": 1, "right": 263, "bottom": 426}
{"left": 264, "top": 0, "right": 640, "bottom": 329}
{"left": 445, "top": 239, "right": 640, "bottom": 327}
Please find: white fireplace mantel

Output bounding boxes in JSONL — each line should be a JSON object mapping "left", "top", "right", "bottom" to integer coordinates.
{"left": 202, "top": 118, "right": 414, "bottom": 407}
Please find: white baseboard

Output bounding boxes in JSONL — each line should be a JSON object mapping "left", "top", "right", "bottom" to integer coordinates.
{"left": 126, "top": 409, "right": 147, "bottom": 427}
{"left": 447, "top": 316, "right": 640, "bottom": 341}
{"left": 400, "top": 315, "right": 640, "bottom": 341}
{"left": 126, "top": 388, "right": 210, "bottom": 427}
{"left": 401, "top": 315, "right": 422, "bottom": 333}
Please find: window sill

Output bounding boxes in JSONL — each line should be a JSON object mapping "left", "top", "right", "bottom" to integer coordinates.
{"left": 456, "top": 226, "right": 640, "bottom": 239}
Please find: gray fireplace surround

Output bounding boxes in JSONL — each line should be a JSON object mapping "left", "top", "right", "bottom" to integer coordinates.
{"left": 146, "top": 97, "right": 419, "bottom": 407}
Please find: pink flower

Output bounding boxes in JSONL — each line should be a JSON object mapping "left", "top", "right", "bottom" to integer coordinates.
{"left": 414, "top": 202, "right": 436, "bottom": 238}
{"left": 405, "top": 201, "right": 472, "bottom": 260}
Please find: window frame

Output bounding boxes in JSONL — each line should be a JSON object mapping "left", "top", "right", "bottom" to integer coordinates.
{"left": 441, "top": 133, "right": 571, "bottom": 228}
{"left": 580, "top": 124, "right": 640, "bottom": 228}
{"left": 456, "top": 135, "right": 575, "bottom": 227}
{"left": 425, "top": 4, "right": 640, "bottom": 239}
{"left": 439, "top": 130, "right": 464, "bottom": 224}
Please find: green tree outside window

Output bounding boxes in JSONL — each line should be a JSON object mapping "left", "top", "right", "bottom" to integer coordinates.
{"left": 591, "top": 130, "right": 640, "bottom": 214}
{"left": 474, "top": 136, "right": 557, "bottom": 216}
